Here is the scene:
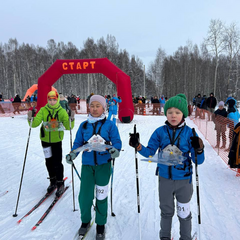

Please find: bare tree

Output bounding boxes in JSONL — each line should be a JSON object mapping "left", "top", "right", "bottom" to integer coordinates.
{"left": 148, "top": 47, "right": 166, "bottom": 95}
{"left": 224, "top": 22, "right": 240, "bottom": 96}
{"left": 204, "top": 19, "right": 226, "bottom": 96}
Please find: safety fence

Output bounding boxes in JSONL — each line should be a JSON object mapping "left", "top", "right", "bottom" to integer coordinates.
{"left": 188, "top": 106, "right": 240, "bottom": 175}
{"left": 0, "top": 101, "right": 87, "bottom": 117}
{"left": 133, "top": 103, "right": 165, "bottom": 115}
{"left": 0, "top": 102, "right": 166, "bottom": 117}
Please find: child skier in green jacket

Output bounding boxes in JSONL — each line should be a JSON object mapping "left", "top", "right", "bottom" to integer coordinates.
{"left": 27, "top": 90, "right": 75, "bottom": 197}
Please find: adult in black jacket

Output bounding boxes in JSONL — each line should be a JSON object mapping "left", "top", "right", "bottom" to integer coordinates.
{"left": 213, "top": 101, "right": 228, "bottom": 148}
{"left": 12, "top": 94, "right": 22, "bottom": 114}
{"left": 152, "top": 96, "right": 160, "bottom": 115}
{"left": 206, "top": 93, "right": 217, "bottom": 112}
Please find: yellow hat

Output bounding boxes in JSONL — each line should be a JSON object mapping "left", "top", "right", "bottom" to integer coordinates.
{"left": 47, "top": 91, "right": 58, "bottom": 100}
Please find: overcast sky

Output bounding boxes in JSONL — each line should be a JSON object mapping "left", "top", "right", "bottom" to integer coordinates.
{"left": 1, "top": 0, "right": 240, "bottom": 69}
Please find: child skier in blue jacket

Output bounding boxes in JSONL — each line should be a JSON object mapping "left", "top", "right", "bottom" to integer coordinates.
{"left": 107, "top": 94, "right": 122, "bottom": 124}
{"left": 129, "top": 93, "right": 205, "bottom": 240}
{"left": 66, "top": 95, "right": 122, "bottom": 240}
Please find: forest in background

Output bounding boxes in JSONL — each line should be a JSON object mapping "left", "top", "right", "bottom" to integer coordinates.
{"left": 1, "top": 19, "right": 240, "bottom": 103}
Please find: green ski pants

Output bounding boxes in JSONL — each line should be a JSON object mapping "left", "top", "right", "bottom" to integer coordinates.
{"left": 79, "top": 162, "right": 112, "bottom": 225}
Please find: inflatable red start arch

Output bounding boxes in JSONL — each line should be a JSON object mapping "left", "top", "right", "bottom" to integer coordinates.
{"left": 37, "top": 58, "right": 134, "bottom": 123}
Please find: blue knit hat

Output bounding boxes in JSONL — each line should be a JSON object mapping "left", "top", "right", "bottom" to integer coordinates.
{"left": 164, "top": 93, "right": 188, "bottom": 117}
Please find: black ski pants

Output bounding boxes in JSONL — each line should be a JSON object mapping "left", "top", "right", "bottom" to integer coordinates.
{"left": 41, "top": 141, "right": 63, "bottom": 182}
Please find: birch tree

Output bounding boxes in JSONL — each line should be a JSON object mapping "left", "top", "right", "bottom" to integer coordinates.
{"left": 224, "top": 22, "right": 240, "bottom": 96}
{"left": 148, "top": 47, "right": 166, "bottom": 95}
{"left": 204, "top": 19, "right": 226, "bottom": 96}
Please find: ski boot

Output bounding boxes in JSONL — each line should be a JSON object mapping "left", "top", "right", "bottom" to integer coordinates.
{"left": 47, "top": 177, "right": 56, "bottom": 193}
{"left": 78, "top": 222, "right": 91, "bottom": 238}
{"left": 55, "top": 180, "right": 64, "bottom": 197}
{"left": 96, "top": 224, "right": 105, "bottom": 240}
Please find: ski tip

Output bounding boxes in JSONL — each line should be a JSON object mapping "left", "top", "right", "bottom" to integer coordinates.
{"left": 17, "top": 219, "right": 22, "bottom": 224}
{"left": 31, "top": 226, "right": 37, "bottom": 231}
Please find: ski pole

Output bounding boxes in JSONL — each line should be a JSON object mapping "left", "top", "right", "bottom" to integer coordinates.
{"left": 72, "top": 162, "right": 81, "bottom": 180}
{"left": 13, "top": 107, "right": 35, "bottom": 217}
{"left": 110, "top": 158, "right": 116, "bottom": 216}
{"left": 69, "top": 110, "right": 77, "bottom": 212}
{"left": 132, "top": 124, "right": 142, "bottom": 240}
{"left": 192, "top": 128, "right": 201, "bottom": 224}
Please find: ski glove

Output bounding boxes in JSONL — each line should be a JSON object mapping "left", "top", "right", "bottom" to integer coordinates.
{"left": 129, "top": 132, "right": 140, "bottom": 148}
{"left": 109, "top": 147, "right": 120, "bottom": 159}
{"left": 27, "top": 110, "right": 35, "bottom": 121}
{"left": 190, "top": 136, "right": 204, "bottom": 154}
{"left": 66, "top": 152, "right": 77, "bottom": 164}
{"left": 68, "top": 110, "right": 75, "bottom": 121}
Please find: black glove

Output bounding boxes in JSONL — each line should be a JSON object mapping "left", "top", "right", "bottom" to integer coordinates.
{"left": 118, "top": 96, "right": 121, "bottom": 100}
{"left": 129, "top": 132, "right": 140, "bottom": 148}
{"left": 190, "top": 136, "right": 204, "bottom": 153}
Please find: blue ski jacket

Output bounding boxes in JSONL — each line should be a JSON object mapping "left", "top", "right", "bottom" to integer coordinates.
{"left": 72, "top": 118, "right": 122, "bottom": 166}
{"left": 159, "top": 97, "right": 165, "bottom": 104}
{"left": 138, "top": 122, "right": 204, "bottom": 181}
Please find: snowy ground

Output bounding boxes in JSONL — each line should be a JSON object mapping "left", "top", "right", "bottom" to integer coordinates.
{"left": 1, "top": 114, "right": 240, "bottom": 240}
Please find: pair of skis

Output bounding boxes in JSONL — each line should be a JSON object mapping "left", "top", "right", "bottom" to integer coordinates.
{"left": 73, "top": 219, "right": 95, "bottom": 240}
{"left": 17, "top": 177, "right": 69, "bottom": 230}
{"left": 0, "top": 190, "right": 8, "bottom": 197}
{"left": 171, "top": 231, "right": 197, "bottom": 240}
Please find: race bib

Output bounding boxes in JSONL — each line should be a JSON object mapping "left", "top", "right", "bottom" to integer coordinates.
{"left": 43, "top": 146, "right": 52, "bottom": 158}
{"left": 177, "top": 201, "right": 190, "bottom": 219}
{"left": 96, "top": 184, "right": 109, "bottom": 200}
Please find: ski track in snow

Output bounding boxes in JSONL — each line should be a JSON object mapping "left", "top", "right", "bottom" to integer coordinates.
{"left": 1, "top": 114, "right": 240, "bottom": 239}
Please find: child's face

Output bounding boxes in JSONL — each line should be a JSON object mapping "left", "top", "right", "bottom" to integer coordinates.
{"left": 48, "top": 98, "right": 57, "bottom": 106}
{"left": 218, "top": 105, "right": 224, "bottom": 110}
{"left": 90, "top": 101, "right": 104, "bottom": 117}
{"left": 166, "top": 107, "right": 183, "bottom": 126}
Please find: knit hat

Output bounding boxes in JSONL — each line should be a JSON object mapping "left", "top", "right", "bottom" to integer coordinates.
{"left": 218, "top": 101, "right": 224, "bottom": 107}
{"left": 89, "top": 95, "right": 106, "bottom": 109}
{"left": 47, "top": 91, "right": 58, "bottom": 100}
{"left": 59, "top": 93, "right": 65, "bottom": 100}
{"left": 164, "top": 93, "right": 188, "bottom": 117}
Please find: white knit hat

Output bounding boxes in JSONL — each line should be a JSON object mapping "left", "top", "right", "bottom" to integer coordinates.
{"left": 218, "top": 101, "right": 224, "bottom": 107}
{"left": 89, "top": 95, "right": 106, "bottom": 109}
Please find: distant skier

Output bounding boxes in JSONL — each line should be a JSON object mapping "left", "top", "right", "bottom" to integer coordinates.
{"left": 159, "top": 95, "right": 166, "bottom": 114}
{"left": 27, "top": 91, "right": 75, "bottom": 197}
{"left": 129, "top": 93, "right": 205, "bottom": 240}
{"left": 66, "top": 95, "right": 122, "bottom": 240}
{"left": 107, "top": 94, "right": 122, "bottom": 124}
